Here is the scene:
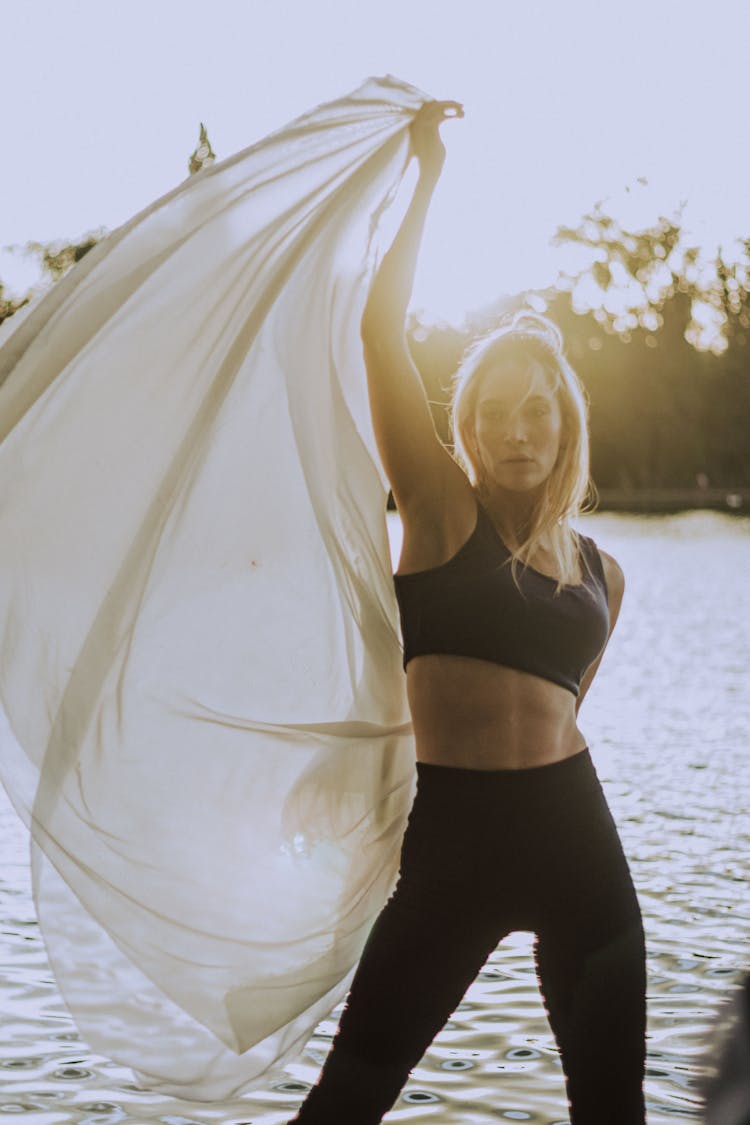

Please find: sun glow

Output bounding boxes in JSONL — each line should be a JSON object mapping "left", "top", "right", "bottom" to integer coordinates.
{"left": 2, "top": 0, "right": 749, "bottom": 334}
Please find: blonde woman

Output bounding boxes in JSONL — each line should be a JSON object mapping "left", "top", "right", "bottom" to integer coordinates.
{"left": 290, "top": 101, "right": 646, "bottom": 1124}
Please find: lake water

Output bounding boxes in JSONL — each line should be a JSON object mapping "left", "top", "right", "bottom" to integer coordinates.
{"left": 1, "top": 511, "right": 749, "bottom": 1123}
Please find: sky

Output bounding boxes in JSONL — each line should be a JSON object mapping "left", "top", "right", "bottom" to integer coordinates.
{"left": 2, "top": 0, "right": 749, "bottom": 322}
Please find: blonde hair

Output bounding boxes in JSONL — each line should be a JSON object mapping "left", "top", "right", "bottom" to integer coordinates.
{"left": 451, "top": 312, "right": 593, "bottom": 590}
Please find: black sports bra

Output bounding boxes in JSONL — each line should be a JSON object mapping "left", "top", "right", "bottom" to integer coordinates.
{"left": 392, "top": 502, "right": 610, "bottom": 697}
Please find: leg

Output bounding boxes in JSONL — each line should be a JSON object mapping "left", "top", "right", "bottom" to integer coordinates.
{"left": 289, "top": 878, "right": 503, "bottom": 1124}
{"left": 532, "top": 771, "right": 647, "bottom": 1125}
{"left": 535, "top": 917, "right": 647, "bottom": 1124}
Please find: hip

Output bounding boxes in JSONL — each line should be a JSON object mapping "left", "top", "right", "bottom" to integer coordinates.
{"left": 396, "top": 748, "right": 641, "bottom": 933}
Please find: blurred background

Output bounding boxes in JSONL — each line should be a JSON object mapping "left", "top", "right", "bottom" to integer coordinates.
{"left": 1, "top": 1, "right": 749, "bottom": 1122}
{"left": 3, "top": 0, "right": 749, "bottom": 506}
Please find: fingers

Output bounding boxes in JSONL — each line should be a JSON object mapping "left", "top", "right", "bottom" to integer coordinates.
{"left": 412, "top": 100, "right": 465, "bottom": 128}
{"left": 408, "top": 99, "right": 463, "bottom": 175}
{"left": 436, "top": 100, "right": 464, "bottom": 119}
{"left": 420, "top": 99, "right": 465, "bottom": 121}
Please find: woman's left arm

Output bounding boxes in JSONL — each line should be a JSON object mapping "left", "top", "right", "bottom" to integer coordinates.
{"left": 576, "top": 551, "right": 625, "bottom": 714}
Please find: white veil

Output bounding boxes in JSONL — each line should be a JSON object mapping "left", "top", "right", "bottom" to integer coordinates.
{"left": 0, "top": 75, "right": 429, "bottom": 1099}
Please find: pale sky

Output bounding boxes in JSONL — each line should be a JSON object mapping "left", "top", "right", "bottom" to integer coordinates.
{"left": 2, "top": 0, "right": 748, "bottom": 321}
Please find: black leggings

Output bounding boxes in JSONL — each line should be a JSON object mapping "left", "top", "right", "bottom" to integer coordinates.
{"left": 289, "top": 748, "right": 646, "bottom": 1124}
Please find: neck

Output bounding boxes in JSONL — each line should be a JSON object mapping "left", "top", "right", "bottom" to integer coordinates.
{"left": 475, "top": 483, "right": 545, "bottom": 547}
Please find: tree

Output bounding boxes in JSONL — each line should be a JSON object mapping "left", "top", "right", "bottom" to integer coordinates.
{"left": 401, "top": 202, "right": 750, "bottom": 492}
{"left": 1, "top": 124, "right": 219, "bottom": 326}
{"left": 552, "top": 200, "right": 750, "bottom": 354}
{"left": 0, "top": 282, "right": 29, "bottom": 326}
{"left": 22, "top": 231, "right": 106, "bottom": 282}
{"left": 188, "top": 123, "right": 216, "bottom": 176}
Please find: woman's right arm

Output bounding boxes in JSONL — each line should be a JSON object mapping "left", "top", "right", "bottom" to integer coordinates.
{"left": 360, "top": 101, "right": 465, "bottom": 517}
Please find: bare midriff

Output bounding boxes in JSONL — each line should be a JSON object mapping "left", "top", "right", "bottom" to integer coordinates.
{"left": 406, "top": 654, "right": 587, "bottom": 770}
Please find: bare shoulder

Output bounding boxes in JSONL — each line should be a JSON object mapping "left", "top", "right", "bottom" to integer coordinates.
{"left": 598, "top": 548, "right": 625, "bottom": 620}
{"left": 598, "top": 549, "right": 625, "bottom": 593}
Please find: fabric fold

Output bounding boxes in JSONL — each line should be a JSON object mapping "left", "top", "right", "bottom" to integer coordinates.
{"left": 0, "top": 74, "right": 430, "bottom": 1098}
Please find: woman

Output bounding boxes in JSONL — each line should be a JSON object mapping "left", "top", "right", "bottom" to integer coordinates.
{"left": 290, "top": 102, "right": 647, "bottom": 1124}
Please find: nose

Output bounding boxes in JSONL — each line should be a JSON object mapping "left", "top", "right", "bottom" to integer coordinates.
{"left": 504, "top": 411, "right": 529, "bottom": 444}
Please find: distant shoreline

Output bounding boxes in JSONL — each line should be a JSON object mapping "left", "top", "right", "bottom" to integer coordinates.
{"left": 388, "top": 489, "right": 749, "bottom": 515}
{"left": 594, "top": 489, "right": 748, "bottom": 514}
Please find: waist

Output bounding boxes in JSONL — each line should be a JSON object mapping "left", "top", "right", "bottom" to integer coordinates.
{"left": 406, "top": 654, "right": 586, "bottom": 769}
{"left": 416, "top": 744, "right": 596, "bottom": 792}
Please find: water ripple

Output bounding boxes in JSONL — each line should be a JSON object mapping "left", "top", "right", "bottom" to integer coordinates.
{"left": 1, "top": 513, "right": 749, "bottom": 1122}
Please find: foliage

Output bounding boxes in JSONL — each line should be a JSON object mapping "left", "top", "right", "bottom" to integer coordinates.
{"left": 0, "top": 124, "right": 217, "bottom": 326}
{"left": 545, "top": 288, "right": 750, "bottom": 490}
{"left": 22, "top": 230, "right": 107, "bottom": 282}
{"left": 0, "top": 283, "right": 29, "bottom": 326}
{"left": 406, "top": 209, "right": 750, "bottom": 491}
{"left": 552, "top": 202, "right": 750, "bottom": 353}
{"left": 188, "top": 123, "right": 216, "bottom": 176}
{"left": 0, "top": 232, "right": 106, "bottom": 326}
{"left": 2, "top": 143, "right": 748, "bottom": 489}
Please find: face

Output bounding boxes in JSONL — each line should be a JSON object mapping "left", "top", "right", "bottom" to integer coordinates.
{"left": 470, "top": 358, "right": 564, "bottom": 494}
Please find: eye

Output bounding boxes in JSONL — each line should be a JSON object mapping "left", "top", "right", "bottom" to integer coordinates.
{"left": 528, "top": 402, "right": 551, "bottom": 418}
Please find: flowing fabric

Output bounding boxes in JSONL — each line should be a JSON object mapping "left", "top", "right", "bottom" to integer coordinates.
{"left": 0, "top": 75, "right": 431, "bottom": 1099}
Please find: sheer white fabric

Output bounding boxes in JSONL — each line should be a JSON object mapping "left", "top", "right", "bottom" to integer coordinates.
{"left": 0, "top": 76, "right": 429, "bottom": 1099}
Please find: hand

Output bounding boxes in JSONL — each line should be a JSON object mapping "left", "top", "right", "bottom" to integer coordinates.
{"left": 409, "top": 100, "right": 464, "bottom": 179}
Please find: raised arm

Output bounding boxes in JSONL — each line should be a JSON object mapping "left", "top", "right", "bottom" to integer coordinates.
{"left": 360, "top": 100, "right": 465, "bottom": 516}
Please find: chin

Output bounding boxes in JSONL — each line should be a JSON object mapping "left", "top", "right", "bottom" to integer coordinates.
{"left": 494, "top": 482, "right": 547, "bottom": 500}
{"left": 493, "top": 468, "right": 549, "bottom": 492}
